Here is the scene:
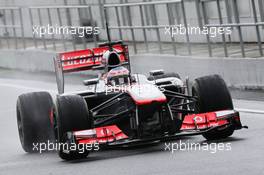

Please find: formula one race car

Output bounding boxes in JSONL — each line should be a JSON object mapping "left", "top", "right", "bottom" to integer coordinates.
{"left": 16, "top": 40, "right": 247, "bottom": 160}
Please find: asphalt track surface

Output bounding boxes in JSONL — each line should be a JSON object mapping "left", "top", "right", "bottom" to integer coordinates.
{"left": 0, "top": 70, "right": 263, "bottom": 175}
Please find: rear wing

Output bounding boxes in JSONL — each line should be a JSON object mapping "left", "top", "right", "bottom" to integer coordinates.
{"left": 54, "top": 42, "right": 130, "bottom": 94}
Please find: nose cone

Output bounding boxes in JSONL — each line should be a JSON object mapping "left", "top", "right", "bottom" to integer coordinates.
{"left": 128, "top": 84, "right": 167, "bottom": 105}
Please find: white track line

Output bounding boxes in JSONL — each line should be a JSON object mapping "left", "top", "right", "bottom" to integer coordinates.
{"left": 235, "top": 108, "right": 264, "bottom": 114}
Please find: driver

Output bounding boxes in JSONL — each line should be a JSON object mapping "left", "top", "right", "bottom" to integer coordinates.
{"left": 106, "top": 66, "right": 130, "bottom": 86}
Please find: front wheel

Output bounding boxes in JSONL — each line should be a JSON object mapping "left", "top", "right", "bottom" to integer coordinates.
{"left": 192, "top": 74, "right": 234, "bottom": 140}
{"left": 56, "top": 95, "right": 93, "bottom": 160}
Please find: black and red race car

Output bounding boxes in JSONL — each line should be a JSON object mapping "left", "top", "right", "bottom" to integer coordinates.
{"left": 16, "top": 40, "right": 247, "bottom": 160}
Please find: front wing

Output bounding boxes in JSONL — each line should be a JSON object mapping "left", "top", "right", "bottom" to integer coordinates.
{"left": 68, "top": 110, "right": 246, "bottom": 147}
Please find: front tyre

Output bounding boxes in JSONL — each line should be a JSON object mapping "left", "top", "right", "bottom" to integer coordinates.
{"left": 56, "top": 95, "right": 93, "bottom": 160}
{"left": 192, "top": 74, "right": 234, "bottom": 140}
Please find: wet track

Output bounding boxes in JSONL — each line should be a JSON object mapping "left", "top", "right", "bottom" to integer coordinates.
{"left": 0, "top": 69, "right": 264, "bottom": 175}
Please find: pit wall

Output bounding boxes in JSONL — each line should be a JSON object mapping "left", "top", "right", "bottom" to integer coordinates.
{"left": 0, "top": 50, "right": 263, "bottom": 89}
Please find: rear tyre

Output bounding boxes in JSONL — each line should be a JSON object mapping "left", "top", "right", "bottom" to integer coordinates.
{"left": 192, "top": 74, "right": 234, "bottom": 140}
{"left": 56, "top": 95, "right": 93, "bottom": 160}
{"left": 16, "top": 92, "right": 54, "bottom": 153}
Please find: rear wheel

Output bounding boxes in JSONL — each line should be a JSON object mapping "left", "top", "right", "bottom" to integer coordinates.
{"left": 192, "top": 74, "right": 234, "bottom": 140}
{"left": 56, "top": 95, "right": 93, "bottom": 160}
{"left": 16, "top": 92, "right": 54, "bottom": 152}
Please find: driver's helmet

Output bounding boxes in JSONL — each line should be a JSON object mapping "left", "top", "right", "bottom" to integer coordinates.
{"left": 106, "top": 66, "right": 130, "bottom": 86}
{"left": 102, "top": 50, "right": 121, "bottom": 71}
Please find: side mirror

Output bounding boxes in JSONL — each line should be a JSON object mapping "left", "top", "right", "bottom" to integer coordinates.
{"left": 131, "top": 75, "right": 136, "bottom": 83}
{"left": 83, "top": 78, "right": 99, "bottom": 86}
{"left": 149, "top": 69, "right": 164, "bottom": 76}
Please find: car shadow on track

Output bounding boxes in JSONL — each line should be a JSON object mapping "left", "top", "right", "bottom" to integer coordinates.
{"left": 63, "top": 136, "right": 246, "bottom": 164}
{"left": 19, "top": 136, "right": 246, "bottom": 163}
{"left": 72, "top": 136, "right": 247, "bottom": 163}
{"left": 63, "top": 136, "right": 193, "bottom": 164}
